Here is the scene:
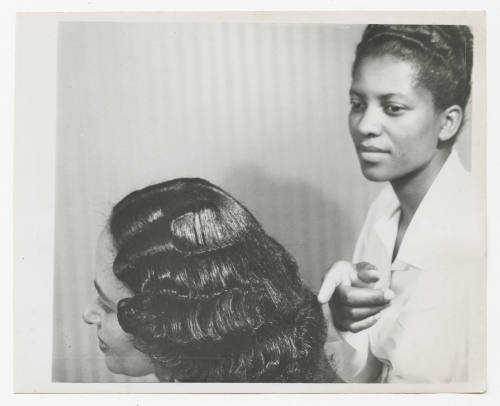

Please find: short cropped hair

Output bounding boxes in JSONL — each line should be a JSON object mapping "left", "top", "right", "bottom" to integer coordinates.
{"left": 353, "top": 25, "right": 473, "bottom": 112}
{"left": 108, "top": 178, "right": 327, "bottom": 382}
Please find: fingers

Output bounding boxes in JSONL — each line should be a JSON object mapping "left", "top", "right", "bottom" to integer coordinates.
{"left": 317, "top": 261, "right": 356, "bottom": 304}
{"left": 323, "top": 262, "right": 392, "bottom": 334}
{"left": 334, "top": 313, "right": 382, "bottom": 333}
{"left": 335, "top": 284, "right": 394, "bottom": 307}
{"left": 341, "top": 304, "right": 387, "bottom": 321}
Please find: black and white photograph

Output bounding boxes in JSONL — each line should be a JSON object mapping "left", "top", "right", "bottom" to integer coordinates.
{"left": 13, "top": 11, "right": 487, "bottom": 393}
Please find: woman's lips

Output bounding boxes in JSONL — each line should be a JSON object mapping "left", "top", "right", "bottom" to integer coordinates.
{"left": 98, "top": 337, "right": 110, "bottom": 353}
{"left": 357, "top": 145, "right": 389, "bottom": 163}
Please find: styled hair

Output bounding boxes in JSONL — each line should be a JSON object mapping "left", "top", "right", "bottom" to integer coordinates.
{"left": 108, "top": 178, "right": 327, "bottom": 382}
{"left": 353, "top": 25, "right": 473, "bottom": 112}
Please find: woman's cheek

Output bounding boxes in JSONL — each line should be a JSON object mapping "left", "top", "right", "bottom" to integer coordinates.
{"left": 348, "top": 114, "right": 361, "bottom": 139}
{"left": 109, "top": 318, "right": 133, "bottom": 352}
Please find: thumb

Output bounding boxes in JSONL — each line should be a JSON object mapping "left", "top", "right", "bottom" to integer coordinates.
{"left": 317, "top": 261, "right": 356, "bottom": 303}
{"left": 352, "top": 261, "right": 380, "bottom": 288}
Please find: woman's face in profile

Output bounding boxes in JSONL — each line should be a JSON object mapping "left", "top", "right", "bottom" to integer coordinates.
{"left": 82, "top": 229, "right": 155, "bottom": 377}
{"left": 348, "top": 55, "right": 444, "bottom": 182}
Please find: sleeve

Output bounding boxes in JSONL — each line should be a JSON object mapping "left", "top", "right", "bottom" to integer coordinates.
{"left": 322, "top": 303, "right": 382, "bottom": 382}
{"left": 321, "top": 196, "right": 383, "bottom": 383}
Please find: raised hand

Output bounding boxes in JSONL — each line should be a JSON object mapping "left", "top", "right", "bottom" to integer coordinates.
{"left": 318, "top": 261, "right": 394, "bottom": 333}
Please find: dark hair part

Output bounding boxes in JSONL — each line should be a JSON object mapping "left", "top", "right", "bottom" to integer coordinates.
{"left": 353, "top": 25, "right": 473, "bottom": 112}
{"left": 108, "top": 178, "right": 327, "bottom": 382}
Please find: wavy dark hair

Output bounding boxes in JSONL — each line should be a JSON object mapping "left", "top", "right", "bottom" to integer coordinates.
{"left": 107, "top": 178, "right": 329, "bottom": 382}
{"left": 353, "top": 25, "right": 473, "bottom": 115}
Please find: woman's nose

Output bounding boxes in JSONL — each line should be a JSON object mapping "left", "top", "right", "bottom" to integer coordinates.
{"left": 355, "top": 106, "right": 383, "bottom": 137}
{"left": 82, "top": 302, "right": 100, "bottom": 325}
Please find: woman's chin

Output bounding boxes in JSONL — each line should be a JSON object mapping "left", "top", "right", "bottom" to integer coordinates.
{"left": 360, "top": 165, "right": 391, "bottom": 182}
{"left": 104, "top": 356, "right": 126, "bottom": 375}
{"left": 104, "top": 355, "right": 155, "bottom": 377}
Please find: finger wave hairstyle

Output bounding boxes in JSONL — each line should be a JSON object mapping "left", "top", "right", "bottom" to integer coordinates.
{"left": 353, "top": 25, "right": 473, "bottom": 113}
{"left": 108, "top": 178, "right": 328, "bottom": 382}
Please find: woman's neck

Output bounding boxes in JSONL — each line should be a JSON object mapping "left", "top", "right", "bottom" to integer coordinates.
{"left": 391, "top": 148, "right": 451, "bottom": 221}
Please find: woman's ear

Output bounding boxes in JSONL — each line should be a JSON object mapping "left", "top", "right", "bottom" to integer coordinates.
{"left": 438, "top": 105, "right": 463, "bottom": 142}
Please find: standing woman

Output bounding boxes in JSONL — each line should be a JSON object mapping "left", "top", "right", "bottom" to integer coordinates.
{"left": 318, "top": 25, "right": 483, "bottom": 383}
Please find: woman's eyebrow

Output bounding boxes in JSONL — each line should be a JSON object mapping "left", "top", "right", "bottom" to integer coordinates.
{"left": 380, "top": 92, "right": 407, "bottom": 101}
{"left": 94, "top": 280, "right": 115, "bottom": 305}
{"left": 349, "top": 89, "right": 363, "bottom": 97}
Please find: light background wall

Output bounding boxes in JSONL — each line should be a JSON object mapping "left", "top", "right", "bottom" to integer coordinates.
{"left": 52, "top": 22, "right": 470, "bottom": 382}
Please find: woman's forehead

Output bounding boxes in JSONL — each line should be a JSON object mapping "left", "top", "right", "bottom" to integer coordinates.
{"left": 351, "top": 55, "right": 435, "bottom": 105}
{"left": 352, "top": 55, "right": 418, "bottom": 92}
{"left": 96, "top": 227, "right": 115, "bottom": 265}
{"left": 95, "top": 227, "right": 132, "bottom": 302}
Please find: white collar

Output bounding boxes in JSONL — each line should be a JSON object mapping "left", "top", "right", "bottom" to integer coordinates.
{"left": 374, "top": 150, "right": 471, "bottom": 271}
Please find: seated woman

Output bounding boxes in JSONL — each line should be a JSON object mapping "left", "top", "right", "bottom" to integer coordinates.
{"left": 83, "top": 177, "right": 334, "bottom": 382}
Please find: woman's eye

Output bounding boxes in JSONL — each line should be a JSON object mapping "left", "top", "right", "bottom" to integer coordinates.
{"left": 350, "top": 99, "right": 365, "bottom": 112}
{"left": 97, "top": 297, "right": 114, "bottom": 314}
{"left": 384, "top": 104, "right": 405, "bottom": 115}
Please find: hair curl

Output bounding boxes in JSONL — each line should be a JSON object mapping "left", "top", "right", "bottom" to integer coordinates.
{"left": 108, "top": 178, "right": 329, "bottom": 382}
{"left": 353, "top": 25, "right": 473, "bottom": 112}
